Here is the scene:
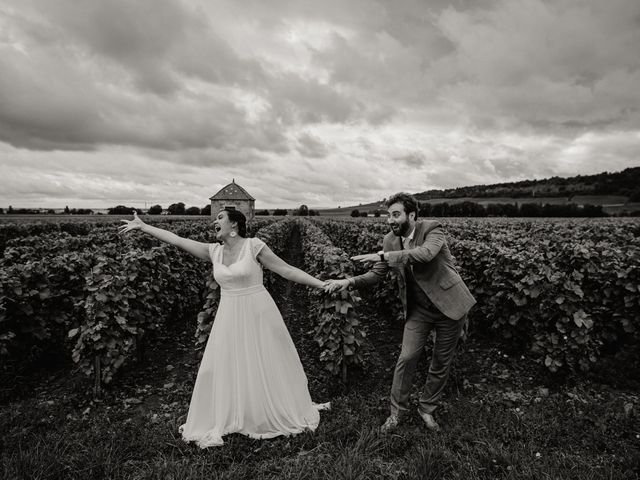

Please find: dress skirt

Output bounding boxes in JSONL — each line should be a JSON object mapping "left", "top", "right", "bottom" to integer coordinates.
{"left": 179, "top": 284, "right": 321, "bottom": 448}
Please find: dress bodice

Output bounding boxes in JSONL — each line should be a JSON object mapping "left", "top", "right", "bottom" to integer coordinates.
{"left": 210, "top": 237, "right": 266, "bottom": 290}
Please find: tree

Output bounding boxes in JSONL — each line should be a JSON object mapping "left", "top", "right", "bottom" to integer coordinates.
{"left": 308, "top": 209, "right": 320, "bottom": 216}
{"left": 582, "top": 204, "right": 607, "bottom": 217}
{"left": 185, "top": 206, "right": 201, "bottom": 215}
{"left": 350, "top": 209, "right": 360, "bottom": 217}
{"left": 64, "top": 205, "right": 70, "bottom": 214}
{"left": 297, "top": 204, "right": 309, "bottom": 216}
{"left": 201, "top": 204, "right": 212, "bottom": 216}
{"left": 519, "top": 203, "right": 542, "bottom": 217}
{"left": 148, "top": 204, "right": 163, "bottom": 215}
{"left": 0, "top": 207, "right": 4, "bottom": 214}
{"left": 431, "top": 203, "right": 449, "bottom": 217}
{"left": 256, "top": 209, "right": 270, "bottom": 216}
{"left": 7, "top": 205, "right": 13, "bottom": 214}
{"left": 70, "top": 208, "right": 94, "bottom": 215}
{"left": 273, "top": 208, "right": 288, "bottom": 216}
{"left": 167, "top": 202, "right": 186, "bottom": 215}
{"left": 360, "top": 211, "right": 368, "bottom": 217}
{"left": 487, "top": 203, "right": 517, "bottom": 216}
{"left": 108, "top": 205, "right": 137, "bottom": 215}
{"left": 419, "top": 203, "right": 431, "bottom": 217}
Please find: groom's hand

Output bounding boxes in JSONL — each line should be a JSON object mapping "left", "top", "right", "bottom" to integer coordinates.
{"left": 324, "top": 279, "right": 350, "bottom": 293}
{"left": 351, "top": 253, "right": 381, "bottom": 264}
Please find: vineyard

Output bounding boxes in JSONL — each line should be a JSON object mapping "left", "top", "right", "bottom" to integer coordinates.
{"left": 1, "top": 215, "right": 639, "bottom": 479}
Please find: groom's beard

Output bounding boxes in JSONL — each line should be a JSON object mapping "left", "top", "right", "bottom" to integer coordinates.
{"left": 391, "top": 219, "right": 411, "bottom": 237}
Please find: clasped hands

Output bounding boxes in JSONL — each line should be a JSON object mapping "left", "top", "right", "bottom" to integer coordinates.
{"left": 322, "top": 253, "right": 382, "bottom": 293}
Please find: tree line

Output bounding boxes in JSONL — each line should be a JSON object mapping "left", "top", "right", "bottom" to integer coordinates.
{"left": 256, "top": 205, "right": 320, "bottom": 216}
{"left": 353, "top": 201, "right": 616, "bottom": 217}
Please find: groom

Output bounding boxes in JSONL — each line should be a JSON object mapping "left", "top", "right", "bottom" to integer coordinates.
{"left": 326, "top": 192, "right": 476, "bottom": 432}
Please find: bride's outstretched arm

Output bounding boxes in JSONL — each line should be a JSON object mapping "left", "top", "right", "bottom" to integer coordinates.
{"left": 257, "top": 245, "right": 324, "bottom": 288}
{"left": 119, "top": 212, "right": 210, "bottom": 261}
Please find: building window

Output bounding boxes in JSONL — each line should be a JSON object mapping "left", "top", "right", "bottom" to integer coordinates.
{"left": 224, "top": 205, "right": 236, "bottom": 210}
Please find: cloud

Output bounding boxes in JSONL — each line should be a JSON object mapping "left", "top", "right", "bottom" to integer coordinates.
{"left": 434, "top": 0, "right": 640, "bottom": 133}
{"left": 0, "top": 0, "right": 638, "bottom": 209}
{"left": 295, "top": 132, "right": 329, "bottom": 158}
{"left": 393, "top": 152, "right": 427, "bottom": 168}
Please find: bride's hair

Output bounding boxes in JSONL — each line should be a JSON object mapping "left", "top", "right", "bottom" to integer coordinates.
{"left": 223, "top": 208, "right": 247, "bottom": 237}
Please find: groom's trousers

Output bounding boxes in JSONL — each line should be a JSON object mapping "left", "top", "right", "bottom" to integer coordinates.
{"left": 390, "top": 267, "right": 466, "bottom": 416}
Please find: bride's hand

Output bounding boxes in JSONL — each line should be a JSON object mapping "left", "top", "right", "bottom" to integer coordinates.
{"left": 118, "top": 211, "right": 145, "bottom": 235}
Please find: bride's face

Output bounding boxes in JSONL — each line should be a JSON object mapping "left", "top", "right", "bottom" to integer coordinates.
{"left": 213, "top": 211, "right": 236, "bottom": 240}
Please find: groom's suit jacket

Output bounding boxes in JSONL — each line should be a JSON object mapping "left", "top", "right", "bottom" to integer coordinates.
{"left": 352, "top": 220, "right": 476, "bottom": 321}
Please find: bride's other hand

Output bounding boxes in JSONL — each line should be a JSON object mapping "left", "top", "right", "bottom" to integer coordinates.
{"left": 118, "top": 211, "right": 145, "bottom": 235}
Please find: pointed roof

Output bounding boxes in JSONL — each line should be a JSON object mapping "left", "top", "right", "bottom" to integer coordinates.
{"left": 209, "top": 179, "right": 255, "bottom": 201}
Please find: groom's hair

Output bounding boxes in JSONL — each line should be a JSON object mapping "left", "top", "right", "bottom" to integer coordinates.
{"left": 222, "top": 208, "right": 247, "bottom": 237}
{"left": 385, "top": 192, "right": 419, "bottom": 219}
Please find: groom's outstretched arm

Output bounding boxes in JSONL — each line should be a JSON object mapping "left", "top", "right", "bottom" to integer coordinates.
{"left": 385, "top": 227, "right": 445, "bottom": 267}
{"left": 350, "top": 256, "right": 388, "bottom": 288}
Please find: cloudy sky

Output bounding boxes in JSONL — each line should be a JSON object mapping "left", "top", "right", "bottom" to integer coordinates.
{"left": 1, "top": 0, "right": 639, "bottom": 209}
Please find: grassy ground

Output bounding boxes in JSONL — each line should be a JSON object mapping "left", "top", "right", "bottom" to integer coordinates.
{"left": 2, "top": 296, "right": 639, "bottom": 479}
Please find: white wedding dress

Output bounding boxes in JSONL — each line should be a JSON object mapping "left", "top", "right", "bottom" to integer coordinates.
{"left": 179, "top": 237, "right": 328, "bottom": 448}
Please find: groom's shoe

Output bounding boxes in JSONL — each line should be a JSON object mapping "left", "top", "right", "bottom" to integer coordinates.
{"left": 380, "top": 414, "right": 400, "bottom": 433}
{"left": 418, "top": 411, "right": 441, "bottom": 432}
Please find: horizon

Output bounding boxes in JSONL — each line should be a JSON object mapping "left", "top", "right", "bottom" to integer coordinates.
{"left": 2, "top": 165, "right": 638, "bottom": 211}
{"left": 0, "top": 165, "right": 640, "bottom": 211}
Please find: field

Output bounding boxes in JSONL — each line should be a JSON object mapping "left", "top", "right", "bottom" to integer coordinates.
{"left": 1, "top": 216, "right": 639, "bottom": 479}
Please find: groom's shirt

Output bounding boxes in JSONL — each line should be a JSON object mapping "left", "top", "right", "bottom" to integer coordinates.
{"left": 400, "top": 227, "right": 414, "bottom": 249}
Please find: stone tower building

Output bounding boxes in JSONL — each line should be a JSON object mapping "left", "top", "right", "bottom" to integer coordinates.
{"left": 209, "top": 179, "right": 255, "bottom": 220}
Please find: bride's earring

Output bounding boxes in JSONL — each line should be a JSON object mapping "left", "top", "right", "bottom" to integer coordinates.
{"left": 230, "top": 230, "right": 237, "bottom": 238}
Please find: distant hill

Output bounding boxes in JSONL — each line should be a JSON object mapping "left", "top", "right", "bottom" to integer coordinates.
{"left": 414, "top": 167, "right": 640, "bottom": 200}
{"left": 318, "top": 167, "right": 640, "bottom": 215}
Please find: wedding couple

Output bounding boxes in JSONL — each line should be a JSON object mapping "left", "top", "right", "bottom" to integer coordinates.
{"left": 119, "top": 192, "right": 475, "bottom": 448}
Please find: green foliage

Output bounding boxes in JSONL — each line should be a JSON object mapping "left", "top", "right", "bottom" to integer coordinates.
{"left": 309, "top": 217, "right": 640, "bottom": 373}
{"left": 107, "top": 205, "right": 139, "bottom": 215}
{"left": 147, "top": 204, "right": 163, "bottom": 215}
{"left": 72, "top": 244, "right": 204, "bottom": 383}
{"left": 297, "top": 219, "right": 367, "bottom": 380}
{"left": 2, "top": 216, "right": 637, "bottom": 383}
{"left": 0, "top": 220, "right": 223, "bottom": 386}
{"left": 422, "top": 201, "right": 608, "bottom": 218}
{"left": 167, "top": 203, "right": 186, "bottom": 215}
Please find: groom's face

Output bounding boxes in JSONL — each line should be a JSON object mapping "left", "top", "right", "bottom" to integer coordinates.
{"left": 387, "top": 202, "right": 415, "bottom": 237}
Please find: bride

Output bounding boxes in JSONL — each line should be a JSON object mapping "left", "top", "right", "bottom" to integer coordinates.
{"left": 119, "top": 208, "right": 329, "bottom": 447}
